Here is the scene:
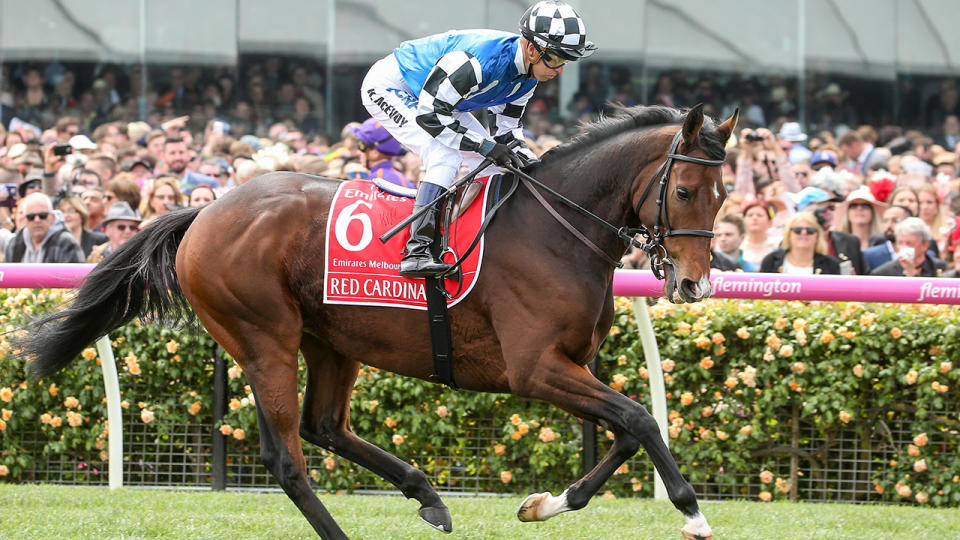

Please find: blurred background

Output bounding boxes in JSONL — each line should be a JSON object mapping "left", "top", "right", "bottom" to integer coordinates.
{"left": 3, "top": 0, "right": 960, "bottom": 139}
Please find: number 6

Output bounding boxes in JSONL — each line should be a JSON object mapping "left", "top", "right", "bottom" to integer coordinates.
{"left": 334, "top": 200, "right": 374, "bottom": 252}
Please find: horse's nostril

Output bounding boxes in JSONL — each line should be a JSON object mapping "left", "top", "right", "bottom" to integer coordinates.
{"left": 681, "top": 278, "right": 699, "bottom": 298}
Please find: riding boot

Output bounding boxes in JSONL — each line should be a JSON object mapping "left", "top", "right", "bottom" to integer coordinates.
{"left": 399, "top": 182, "right": 454, "bottom": 278}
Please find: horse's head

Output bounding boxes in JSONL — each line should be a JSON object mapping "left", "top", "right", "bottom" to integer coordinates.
{"left": 634, "top": 104, "right": 738, "bottom": 304}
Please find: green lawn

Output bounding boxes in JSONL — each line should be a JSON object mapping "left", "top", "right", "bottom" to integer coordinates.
{"left": 0, "top": 484, "right": 957, "bottom": 539}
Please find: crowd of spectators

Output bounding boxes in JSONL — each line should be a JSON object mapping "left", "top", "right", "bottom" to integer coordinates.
{"left": 1, "top": 60, "right": 960, "bottom": 279}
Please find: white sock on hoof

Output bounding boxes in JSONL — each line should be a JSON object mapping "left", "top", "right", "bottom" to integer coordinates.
{"left": 519, "top": 489, "right": 570, "bottom": 521}
{"left": 682, "top": 511, "right": 712, "bottom": 537}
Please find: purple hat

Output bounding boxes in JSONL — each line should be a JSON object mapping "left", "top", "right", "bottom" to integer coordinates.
{"left": 350, "top": 118, "right": 403, "bottom": 156}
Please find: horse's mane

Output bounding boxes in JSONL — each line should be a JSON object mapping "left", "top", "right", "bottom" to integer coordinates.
{"left": 540, "top": 105, "right": 727, "bottom": 163}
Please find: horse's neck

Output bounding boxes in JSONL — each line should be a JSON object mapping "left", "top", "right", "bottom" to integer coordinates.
{"left": 499, "top": 129, "right": 669, "bottom": 272}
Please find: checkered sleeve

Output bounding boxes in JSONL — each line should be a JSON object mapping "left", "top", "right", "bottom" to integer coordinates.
{"left": 415, "top": 51, "right": 495, "bottom": 155}
{"left": 489, "top": 86, "right": 537, "bottom": 161}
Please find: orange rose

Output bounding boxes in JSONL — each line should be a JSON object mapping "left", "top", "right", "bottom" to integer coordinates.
{"left": 890, "top": 327, "right": 902, "bottom": 338}
{"left": 500, "top": 471, "right": 512, "bottom": 483}
{"left": 736, "top": 327, "right": 750, "bottom": 339}
{"left": 680, "top": 392, "right": 694, "bottom": 406}
{"left": 759, "top": 470, "right": 774, "bottom": 483}
{"left": 538, "top": 427, "right": 557, "bottom": 443}
{"left": 699, "top": 356, "right": 714, "bottom": 370}
{"left": 758, "top": 491, "right": 772, "bottom": 502}
{"left": 838, "top": 411, "right": 852, "bottom": 424}
{"left": 913, "top": 433, "right": 928, "bottom": 447}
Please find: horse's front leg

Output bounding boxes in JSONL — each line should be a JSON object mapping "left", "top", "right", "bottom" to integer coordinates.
{"left": 509, "top": 347, "right": 713, "bottom": 540}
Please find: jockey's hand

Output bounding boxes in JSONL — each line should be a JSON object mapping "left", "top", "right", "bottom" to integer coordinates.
{"left": 485, "top": 143, "right": 525, "bottom": 170}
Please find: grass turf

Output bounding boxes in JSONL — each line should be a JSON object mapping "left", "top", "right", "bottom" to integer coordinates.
{"left": 0, "top": 484, "right": 957, "bottom": 539}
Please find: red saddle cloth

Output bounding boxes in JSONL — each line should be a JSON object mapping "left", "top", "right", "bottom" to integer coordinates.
{"left": 323, "top": 178, "right": 490, "bottom": 309}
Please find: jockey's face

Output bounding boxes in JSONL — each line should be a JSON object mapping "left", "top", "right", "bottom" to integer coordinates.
{"left": 524, "top": 42, "right": 567, "bottom": 82}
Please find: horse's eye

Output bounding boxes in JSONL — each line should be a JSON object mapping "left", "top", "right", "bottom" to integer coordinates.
{"left": 677, "top": 187, "right": 691, "bottom": 201}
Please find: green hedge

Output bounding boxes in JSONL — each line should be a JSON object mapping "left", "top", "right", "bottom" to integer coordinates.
{"left": 0, "top": 289, "right": 958, "bottom": 505}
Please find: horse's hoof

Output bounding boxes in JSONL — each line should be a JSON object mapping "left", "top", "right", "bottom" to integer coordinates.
{"left": 419, "top": 505, "right": 452, "bottom": 533}
{"left": 517, "top": 492, "right": 549, "bottom": 522}
{"left": 681, "top": 511, "right": 713, "bottom": 539}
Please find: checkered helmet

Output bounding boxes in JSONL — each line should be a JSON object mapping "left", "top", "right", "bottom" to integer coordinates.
{"left": 519, "top": 1, "right": 597, "bottom": 61}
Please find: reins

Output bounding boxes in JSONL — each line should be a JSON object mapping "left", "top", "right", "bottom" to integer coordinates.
{"left": 503, "top": 128, "right": 724, "bottom": 279}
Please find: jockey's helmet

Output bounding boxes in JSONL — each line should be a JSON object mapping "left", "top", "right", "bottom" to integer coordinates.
{"left": 519, "top": 1, "right": 597, "bottom": 61}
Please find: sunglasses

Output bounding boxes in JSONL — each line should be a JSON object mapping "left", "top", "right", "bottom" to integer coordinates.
{"left": 791, "top": 226, "right": 818, "bottom": 235}
{"left": 540, "top": 52, "right": 569, "bottom": 70}
{"left": 112, "top": 224, "right": 139, "bottom": 232}
{"left": 849, "top": 202, "right": 872, "bottom": 210}
{"left": 26, "top": 212, "right": 50, "bottom": 221}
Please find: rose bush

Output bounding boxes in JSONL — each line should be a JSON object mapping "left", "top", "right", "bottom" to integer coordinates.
{"left": 0, "top": 289, "right": 957, "bottom": 505}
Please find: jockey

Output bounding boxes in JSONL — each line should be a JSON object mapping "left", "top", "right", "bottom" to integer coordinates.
{"left": 360, "top": 0, "right": 596, "bottom": 278}
{"left": 350, "top": 118, "right": 414, "bottom": 190}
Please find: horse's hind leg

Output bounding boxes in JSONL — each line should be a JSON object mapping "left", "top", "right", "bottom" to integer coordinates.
{"left": 207, "top": 321, "right": 347, "bottom": 539}
{"left": 298, "top": 334, "right": 451, "bottom": 533}
{"left": 511, "top": 349, "right": 712, "bottom": 540}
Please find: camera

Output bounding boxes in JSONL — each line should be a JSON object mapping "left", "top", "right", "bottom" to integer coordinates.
{"left": 897, "top": 246, "right": 915, "bottom": 262}
{"left": 53, "top": 144, "right": 73, "bottom": 156}
{"left": 745, "top": 133, "right": 764, "bottom": 142}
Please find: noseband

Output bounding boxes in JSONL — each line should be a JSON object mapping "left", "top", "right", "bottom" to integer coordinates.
{"left": 619, "top": 129, "right": 724, "bottom": 279}
{"left": 509, "top": 127, "right": 723, "bottom": 279}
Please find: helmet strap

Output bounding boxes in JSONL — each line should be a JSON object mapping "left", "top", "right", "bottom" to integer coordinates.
{"left": 524, "top": 42, "right": 543, "bottom": 78}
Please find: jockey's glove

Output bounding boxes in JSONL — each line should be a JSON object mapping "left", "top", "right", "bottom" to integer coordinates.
{"left": 484, "top": 142, "right": 526, "bottom": 170}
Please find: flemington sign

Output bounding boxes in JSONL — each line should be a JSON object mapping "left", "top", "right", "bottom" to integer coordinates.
{"left": 612, "top": 270, "right": 960, "bottom": 305}
{"left": 2, "top": 264, "right": 960, "bottom": 305}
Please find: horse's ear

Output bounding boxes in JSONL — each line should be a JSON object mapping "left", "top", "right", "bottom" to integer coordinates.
{"left": 716, "top": 108, "right": 740, "bottom": 144}
{"left": 682, "top": 103, "right": 705, "bottom": 149}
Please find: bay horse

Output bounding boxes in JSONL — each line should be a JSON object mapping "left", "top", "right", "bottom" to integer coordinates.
{"left": 17, "top": 104, "right": 736, "bottom": 539}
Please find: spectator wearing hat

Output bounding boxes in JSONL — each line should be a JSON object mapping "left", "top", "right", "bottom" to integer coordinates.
{"left": 57, "top": 196, "right": 107, "bottom": 257}
{"left": 4, "top": 192, "right": 84, "bottom": 263}
{"left": 796, "top": 186, "right": 865, "bottom": 275}
{"left": 777, "top": 121, "right": 807, "bottom": 152}
{"left": 350, "top": 118, "right": 413, "bottom": 189}
{"left": 809, "top": 150, "right": 838, "bottom": 171}
{"left": 69, "top": 134, "right": 99, "bottom": 155}
{"left": 18, "top": 169, "right": 45, "bottom": 199}
{"left": 87, "top": 201, "right": 141, "bottom": 263}
{"left": 932, "top": 151, "right": 956, "bottom": 179}
{"left": 871, "top": 218, "right": 946, "bottom": 277}
{"left": 835, "top": 187, "right": 886, "bottom": 250}
{"left": 760, "top": 211, "right": 841, "bottom": 275}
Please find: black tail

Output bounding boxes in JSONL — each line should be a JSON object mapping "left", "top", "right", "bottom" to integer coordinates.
{"left": 15, "top": 206, "right": 203, "bottom": 379}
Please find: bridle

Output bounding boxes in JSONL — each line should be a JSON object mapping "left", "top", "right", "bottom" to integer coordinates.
{"left": 620, "top": 129, "right": 725, "bottom": 279}
{"left": 511, "top": 128, "right": 724, "bottom": 280}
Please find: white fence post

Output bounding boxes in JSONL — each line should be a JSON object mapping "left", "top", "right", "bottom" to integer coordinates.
{"left": 631, "top": 298, "right": 668, "bottom": 501}
{"left": 94, "top": 335, "right": 123, "bottom": 489}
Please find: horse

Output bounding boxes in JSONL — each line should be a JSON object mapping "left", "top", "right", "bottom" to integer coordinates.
{"left": 17, "top": 104, "right": 737, "bottom": 539}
